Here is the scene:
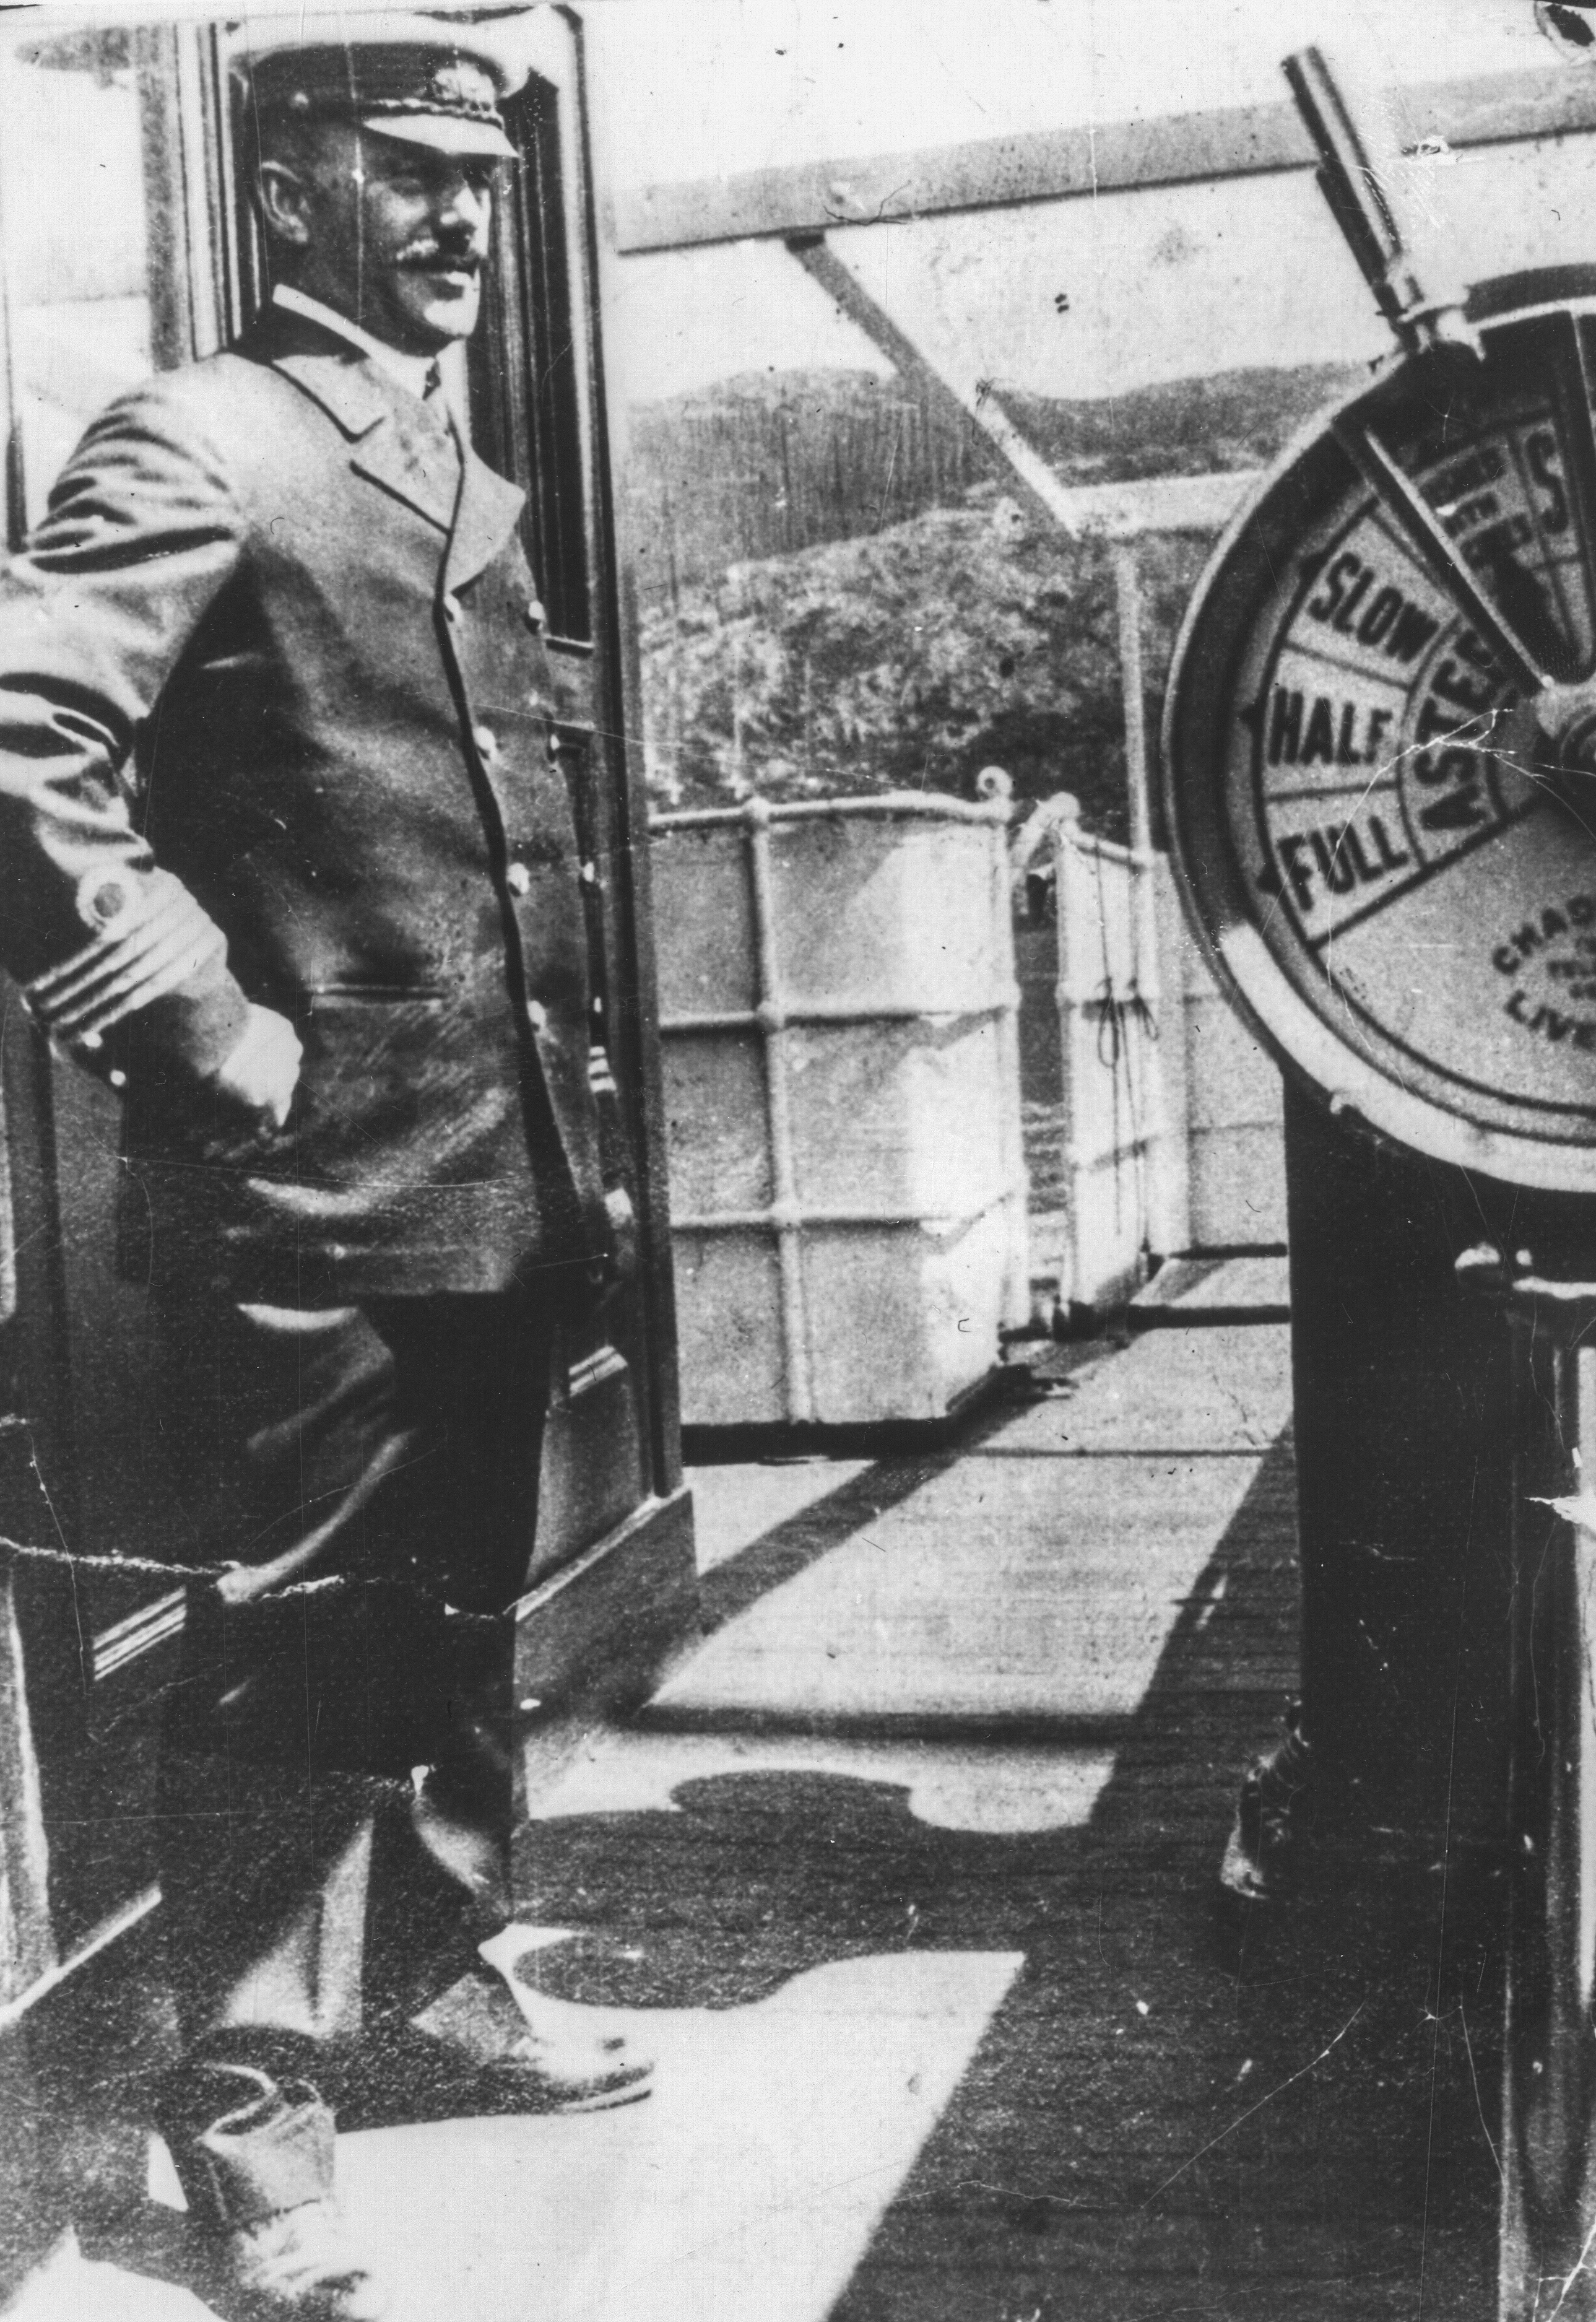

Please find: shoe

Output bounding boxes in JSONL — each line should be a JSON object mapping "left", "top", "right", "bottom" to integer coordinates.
{"left": 201, "top": 2196, "right": 388, "bottom": 2320}
{"left": 475, "top": 2032, "right": 653, "bottom": 2113}
{"left": 474, "top": 1928, "right": 654, "bottom": 2111}
{"left": 1217, "top": 1705, "right": 1313, "bottom": 1908}
{"left": 160, "top": 2058, "right": 388, "bottom": 2320}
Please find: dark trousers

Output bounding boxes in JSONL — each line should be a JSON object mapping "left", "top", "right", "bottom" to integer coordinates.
{"left": 150, "top": 1288, "right": 559, "bottom": 2049}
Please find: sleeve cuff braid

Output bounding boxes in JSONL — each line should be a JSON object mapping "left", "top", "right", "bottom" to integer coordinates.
{"left": 24, "top": 865, "right": 228, "bottom": 1053}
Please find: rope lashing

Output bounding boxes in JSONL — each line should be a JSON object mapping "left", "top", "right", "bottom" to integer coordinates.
{"left": 0, "top": 1533, "right": 508, "bottom": 1622}
{"left": 1083, "top": 975, "right": 1158, "bottom": 1071}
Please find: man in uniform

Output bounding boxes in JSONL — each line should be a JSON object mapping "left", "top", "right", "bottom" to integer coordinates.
{"left": 0, "top": 20, "right": 646, "bottom": 2316}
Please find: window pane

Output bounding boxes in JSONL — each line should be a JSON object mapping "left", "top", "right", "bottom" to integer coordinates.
{"left": 0, "top": 28, "right": 153, "bottom": 531}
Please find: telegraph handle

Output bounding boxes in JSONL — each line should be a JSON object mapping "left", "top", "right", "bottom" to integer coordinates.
{"left": 1283, "top": 46, "right": 1481, "bottom": 362}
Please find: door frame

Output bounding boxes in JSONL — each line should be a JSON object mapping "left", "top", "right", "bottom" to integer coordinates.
{"left": 0, "top": 0, "right": 695, "bottom": 2007}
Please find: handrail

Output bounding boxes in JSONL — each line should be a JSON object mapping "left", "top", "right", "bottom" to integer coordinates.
{"left": 652, "top": 792, "right": 1011, "bottom": 832}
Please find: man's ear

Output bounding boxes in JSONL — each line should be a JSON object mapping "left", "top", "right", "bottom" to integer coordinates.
{"left": 257, "top": 160, "right": 312, "bottom": 248}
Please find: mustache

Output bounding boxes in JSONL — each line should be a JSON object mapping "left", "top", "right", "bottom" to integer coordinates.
{"left": 397, "top": 245, "right": 484, "bottom": 274}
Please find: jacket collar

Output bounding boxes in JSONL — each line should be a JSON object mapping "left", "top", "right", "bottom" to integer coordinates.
{"left": 251, "top": 308, "right": 526, "bottom": 572}
{"left": 271, "top": 284, "right": 435, "bottom": 402}
{"left": 253, "top": 307, "right": 394, "bottom": 441}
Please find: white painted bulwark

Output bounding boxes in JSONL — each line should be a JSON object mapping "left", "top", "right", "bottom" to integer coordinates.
{"left": 1156, "top": 864, "right": 1288, "bottom": 1252}
{"left": 652, "top": 796, "right": 1028, "bottom": 1427}
{"left": 1046, "top": 809, "right": 1169, "bottom": 1311}
{"left": 1019, "top": 800, "right": 1284, "bottom": 1320}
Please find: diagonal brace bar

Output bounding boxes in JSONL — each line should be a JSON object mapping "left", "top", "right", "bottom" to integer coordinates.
{"left": 786, "top": 232, "right": 1084, "bottom": 536}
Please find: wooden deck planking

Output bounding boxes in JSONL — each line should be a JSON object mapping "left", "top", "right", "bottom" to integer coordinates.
{"left": 659, "top": 1329, "right": 1295, "bottom": 1732}
{"left": 12, "top": 1321, "right": 1501, "bottom": 2318}
{"left": 515, "top": 1351, "right": 1496, "bottom": 2319}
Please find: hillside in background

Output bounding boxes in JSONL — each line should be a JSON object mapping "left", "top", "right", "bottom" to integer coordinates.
{"left": 642, "top": 485, "right": 1210, "bottom": 835}
{"left": 633, "top": 360, "right": 1361, "bottom": 824}
{"left": 628, "top": 359, "right": 1363, "bottom": 602}
{"left": 629, "top": 370, "right": 978, "bottom": 606}
{"left": 1000, "top": 362, "right": 1364, "bottom": 485}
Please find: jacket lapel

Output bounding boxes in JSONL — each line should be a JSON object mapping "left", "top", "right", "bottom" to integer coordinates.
{"left": 349, "top": 409, "right": 461, "bottom": 536}
{"left": 444, "top": 447, "right": 526, "bottom": 597}
{"left": 259, "top": 314, "right": 524, "bottom": 570}
{"left": 269, "top": 342, "right": 389, "bottom": 441}
{"left": 269, "top": 336, "right": 458, "bottom": 535}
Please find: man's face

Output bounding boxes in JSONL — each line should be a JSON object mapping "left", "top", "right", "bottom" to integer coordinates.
{"left": 271, "top": 125, "right": 498, "bottom": 354}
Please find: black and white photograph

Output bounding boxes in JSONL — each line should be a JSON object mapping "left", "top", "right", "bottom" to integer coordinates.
{"left": 1, "top": 2, "right": 1595, "bottom": 2315}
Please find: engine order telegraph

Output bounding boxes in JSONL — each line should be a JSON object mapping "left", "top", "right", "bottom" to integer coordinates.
{"left": 1165, "top": 53, "right": 1596, "bottom": 1190}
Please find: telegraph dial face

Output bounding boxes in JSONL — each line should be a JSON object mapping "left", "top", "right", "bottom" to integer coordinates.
{"left": 1164, "top": 271, "right": 1596, "bottom": 1191}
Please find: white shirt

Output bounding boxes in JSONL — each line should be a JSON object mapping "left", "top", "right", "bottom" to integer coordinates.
{"left": 272, "top": 284, "right": 438, "bottom": 404}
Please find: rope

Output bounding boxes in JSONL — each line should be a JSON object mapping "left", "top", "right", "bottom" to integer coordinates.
{"left": 1082, "top": 843, "right": 1158, "bottom": 1248}
{"left": 0, "top": 1533, "right": 508, "bottom": 1622}
{"left": 1084, "top": 976, "right": 1157, "bottom": 1071}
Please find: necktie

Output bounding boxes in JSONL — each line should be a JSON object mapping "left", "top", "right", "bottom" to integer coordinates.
{"left": 412, "top": 360, "right": 462, "bottom": 493}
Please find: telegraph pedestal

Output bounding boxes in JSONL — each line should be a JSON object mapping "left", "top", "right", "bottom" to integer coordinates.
{"left": 1455, "top": 1263, "right": 1596, "bottom": 2317}
{"left": 1284, "top": 1083, "right": 1517, "bottom": 1848}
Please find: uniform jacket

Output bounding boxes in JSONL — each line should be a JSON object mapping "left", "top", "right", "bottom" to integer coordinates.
{"left": 0, "top": 306, "right": 615, "bottom": 1302}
